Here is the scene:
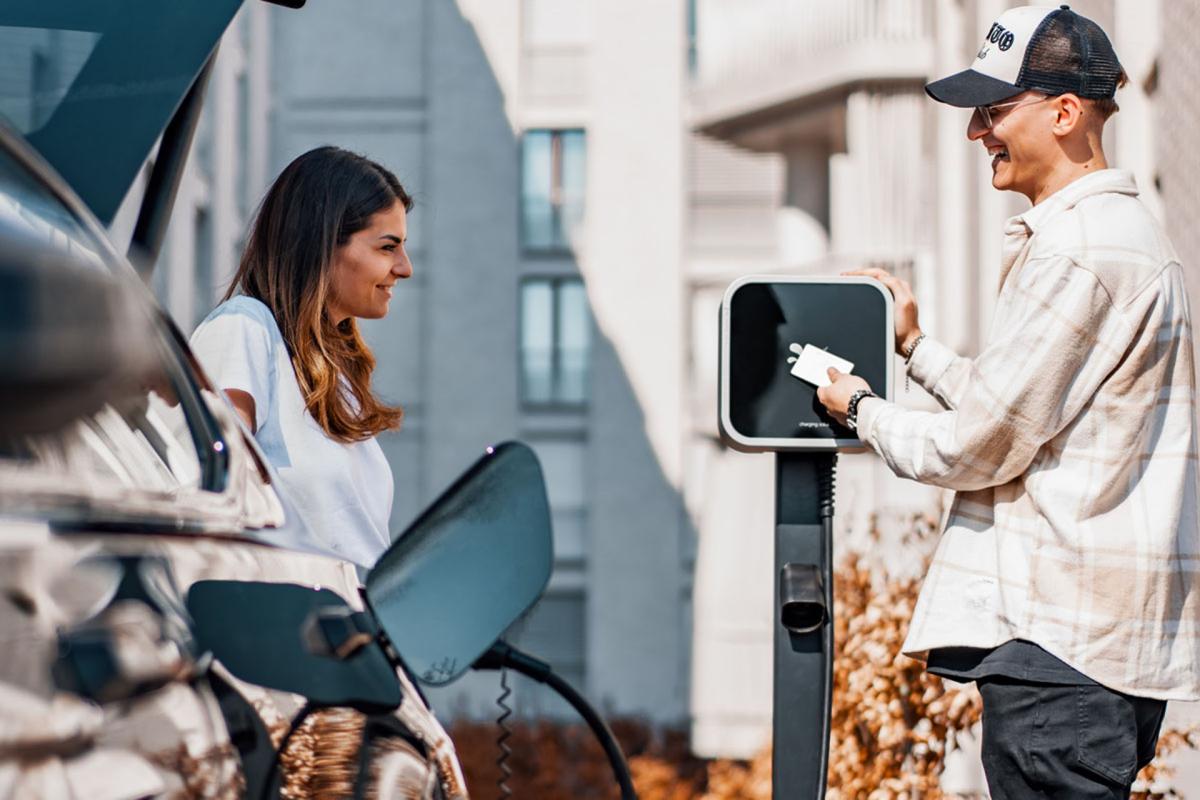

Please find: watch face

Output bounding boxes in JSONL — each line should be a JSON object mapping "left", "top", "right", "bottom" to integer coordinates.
{"left": 725, "top": 281, "right": 889, "bottom": 443}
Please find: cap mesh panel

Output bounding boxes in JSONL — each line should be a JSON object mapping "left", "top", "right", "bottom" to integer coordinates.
{"left": 1017, "top": 9, "right": 1123, "bottom": 98}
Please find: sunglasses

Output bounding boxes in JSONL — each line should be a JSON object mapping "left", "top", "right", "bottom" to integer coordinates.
{"left": 975, "top": 93, "right": 1052, "bottom": 128}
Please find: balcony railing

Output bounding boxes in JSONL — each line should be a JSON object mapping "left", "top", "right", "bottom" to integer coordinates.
{"left": 692, "top": 0, "right": 935, "bottom": 129}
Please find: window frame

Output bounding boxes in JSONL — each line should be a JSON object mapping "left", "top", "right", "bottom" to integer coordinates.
{"left": 518, "top": 275, "right": 591, "bottom": 411}
{"left": 158, "top": 312, "right": 230, "bottom": 494}
{"left": 519, "top": 128, "right": 586, "bottom": 255}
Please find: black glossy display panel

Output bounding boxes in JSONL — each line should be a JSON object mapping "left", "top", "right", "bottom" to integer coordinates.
{"left": 725, "top": 281, "right": 890, "bottom": 443}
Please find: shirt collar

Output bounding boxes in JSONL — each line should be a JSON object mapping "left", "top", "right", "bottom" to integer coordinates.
{"left": 1015, "top": 169, "right": 1140, "bottom": 234}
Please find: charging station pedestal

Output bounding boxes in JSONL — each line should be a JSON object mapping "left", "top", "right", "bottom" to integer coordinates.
{"left": 719, "top": 276, "right": 893, "bottom": 799}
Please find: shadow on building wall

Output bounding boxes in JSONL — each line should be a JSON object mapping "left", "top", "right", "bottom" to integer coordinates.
{"left": 270, "top": 0, "right": 696, "bottom": 725}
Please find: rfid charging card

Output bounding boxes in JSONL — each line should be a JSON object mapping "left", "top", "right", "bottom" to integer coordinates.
{"left": 788, "top": 343, "right": 855, "bottom": 388}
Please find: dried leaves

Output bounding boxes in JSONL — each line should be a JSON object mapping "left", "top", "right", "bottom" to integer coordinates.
{"left": 448, "top": 718, "right": 702, "bottom": 799}
{"left": 450, "top": 547, "right": 1197, "bottom": 799}
{"left": 825, "top": 553, "right": 980, "bottom": 799}
{"left": 1133, "top": 726, "right": 1200, "bottom": 800}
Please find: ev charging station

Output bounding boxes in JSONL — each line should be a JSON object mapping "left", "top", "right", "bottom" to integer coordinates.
{"left": 718, "top": 276, "right": 894, "bottom": 799}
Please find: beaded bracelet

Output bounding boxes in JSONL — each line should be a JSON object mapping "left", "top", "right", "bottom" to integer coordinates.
{"left": 903, "top": 332, "right": 926, "bottom": 362}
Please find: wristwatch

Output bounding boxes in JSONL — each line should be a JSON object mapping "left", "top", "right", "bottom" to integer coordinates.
{"left": 846, "top": 389, "right": 878, "bottom": 432}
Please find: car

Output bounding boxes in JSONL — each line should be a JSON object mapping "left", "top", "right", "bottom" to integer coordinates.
{"left": 0, "top": 2, "right": 470, "bottom": 797}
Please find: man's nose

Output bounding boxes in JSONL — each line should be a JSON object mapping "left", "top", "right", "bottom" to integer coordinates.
{"left": 967, "top": 108, "right": 989, "bottom": 140}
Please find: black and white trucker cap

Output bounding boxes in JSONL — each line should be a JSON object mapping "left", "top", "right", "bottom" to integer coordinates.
{"left": 925, "top": 4, "right": 1124, "bottom": 107}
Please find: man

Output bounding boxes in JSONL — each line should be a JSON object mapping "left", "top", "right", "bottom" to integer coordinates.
{"left": 817, "top": 5, "right": 1199, "bottom": 798}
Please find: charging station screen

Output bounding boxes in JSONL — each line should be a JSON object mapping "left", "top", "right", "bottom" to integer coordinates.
{"left": 726, "top": 282, "right": 889, "bottom": 442}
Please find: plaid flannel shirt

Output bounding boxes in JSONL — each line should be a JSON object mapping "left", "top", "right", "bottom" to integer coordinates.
{"left": 856, "top": 170, "right": 1200, "bottom": 700}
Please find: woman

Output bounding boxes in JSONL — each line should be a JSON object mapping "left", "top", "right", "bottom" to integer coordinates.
{"left": 191, "top": 146, "right": 413, "bottom": 567}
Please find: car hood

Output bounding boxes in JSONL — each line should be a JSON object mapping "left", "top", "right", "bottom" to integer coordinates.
{"left": 0, "top": 1, "right": 242, "bottom": 225}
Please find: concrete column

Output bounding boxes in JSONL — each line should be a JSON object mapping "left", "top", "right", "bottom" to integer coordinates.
{"left": 932, "top": 0, "right": 974, "bottom": 354}
{"left": 779, "top": 142, "right": 830, "bottom": 269}
{"left": 208, "top": 38, "right": 239, "bottom": 297}
{"left": 1112, "top": 0, "right": 1162, "bottom": 218}
{"left": 973, "top": 0, "right": 1009, "bottom": 344}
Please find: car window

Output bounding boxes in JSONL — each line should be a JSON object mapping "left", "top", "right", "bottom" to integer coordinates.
{"left": 0, "top": 27, "right": 100, "bottom": 136}
{"left": 0, "top": 141, "right": 227, "bottom": 524}
{"left": 0, "top": 1, "right": 243, "bottom": 224}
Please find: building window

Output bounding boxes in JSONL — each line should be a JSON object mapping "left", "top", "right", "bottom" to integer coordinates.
{"left": 236, "top": 70, "right": 250, "bottom": 217}
{"left": 520, "top": 277, "right": 590, "bottom": 406}
{"left": 192, "top": 206, "right": 213, "bottom": 327}
{"left": 528, "top": 438, "right": 587, "bottom": 563}
{"left": 507, "top": 590, "right": 586, "bottom": 695}
{"left": 521, "top": 129, "right": 586, "bottom": 251}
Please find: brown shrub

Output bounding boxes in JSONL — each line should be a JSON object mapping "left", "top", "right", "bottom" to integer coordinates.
{"left": 450, "top": 552, "right": 1197, "bottom": 799}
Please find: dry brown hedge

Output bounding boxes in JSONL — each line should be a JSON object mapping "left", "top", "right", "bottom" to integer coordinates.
{"left": 450, "top": 549, "right": 1197, "bottom": 799}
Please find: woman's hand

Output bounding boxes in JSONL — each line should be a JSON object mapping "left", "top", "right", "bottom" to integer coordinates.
{"left": 846, "top": 268, "right": 923, "bottom": 356}
{"left": 816, "top": 368, "right": 871, "bottom": 427}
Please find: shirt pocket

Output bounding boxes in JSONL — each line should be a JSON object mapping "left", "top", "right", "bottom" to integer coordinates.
{"left": 1075, "top": 685, "right": 1138, "bottom": 786}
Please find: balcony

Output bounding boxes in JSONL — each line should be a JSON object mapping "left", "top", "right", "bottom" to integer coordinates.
{"left": 691, "top": 0, "right": 935, "bottom": 141}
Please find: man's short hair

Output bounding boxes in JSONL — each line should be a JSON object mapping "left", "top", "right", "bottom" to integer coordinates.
{"left": 1090, "top": 70, "right": 1129, "bottom": 121}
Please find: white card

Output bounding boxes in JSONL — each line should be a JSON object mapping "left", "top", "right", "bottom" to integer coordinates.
{"left": 788, "top": 343, "right": 855, "bottom": 388}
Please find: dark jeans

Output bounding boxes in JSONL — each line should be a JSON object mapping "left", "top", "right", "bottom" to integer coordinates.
{"left": 978, "top": 677, "right": 1167, "bottom": 799}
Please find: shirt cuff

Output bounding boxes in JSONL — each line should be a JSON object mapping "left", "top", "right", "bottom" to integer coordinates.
{"left": 907, "top": 335, "right": 958, "bottom": 393}
{"left": 854, "top": 396, "right": 887, "bottom": 446}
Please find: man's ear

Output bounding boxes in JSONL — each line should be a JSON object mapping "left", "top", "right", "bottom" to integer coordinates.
{"left": 1051, "top": 93, "right": 1086, "bottom": 137}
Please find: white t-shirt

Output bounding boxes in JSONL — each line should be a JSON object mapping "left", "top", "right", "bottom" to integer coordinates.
{"left": 190, "top": 296, "right": 393, "bottom": 567}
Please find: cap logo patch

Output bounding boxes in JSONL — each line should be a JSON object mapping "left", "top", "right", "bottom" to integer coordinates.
{"left": 987, "top": 21, "right": 1016, "bottom": 51}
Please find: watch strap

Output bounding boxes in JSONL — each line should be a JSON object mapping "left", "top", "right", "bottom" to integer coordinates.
{"left": 846, "top": 389, "right": 878, "bottom": 432}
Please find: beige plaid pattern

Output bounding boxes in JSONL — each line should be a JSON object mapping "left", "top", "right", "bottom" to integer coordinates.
{"left": 857, "top": 170, "right": 1200, "bottom": 700}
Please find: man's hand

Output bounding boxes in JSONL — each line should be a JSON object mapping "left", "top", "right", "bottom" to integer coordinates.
{"left": 816, "top": 368, "right": 871, "bottom": 427}
{"left": 846, "top": 267, "right": 923, "bottom": 356}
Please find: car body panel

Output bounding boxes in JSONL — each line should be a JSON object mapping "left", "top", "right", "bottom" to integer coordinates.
{"left": 0, "top": 531, "right": 468, "bottom": 799}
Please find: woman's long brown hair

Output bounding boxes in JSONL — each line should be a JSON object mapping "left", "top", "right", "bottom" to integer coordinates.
{"left": 224, "top": 146, "right": 412, "bottom": 443}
